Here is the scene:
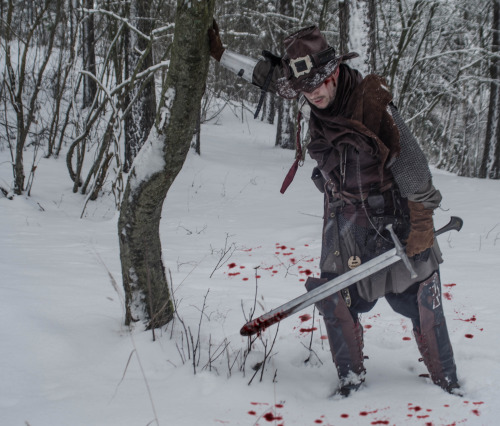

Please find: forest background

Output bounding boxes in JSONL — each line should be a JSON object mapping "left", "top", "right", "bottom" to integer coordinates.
{"left": 2, "top": 0, "right": 500, "bottom": 202}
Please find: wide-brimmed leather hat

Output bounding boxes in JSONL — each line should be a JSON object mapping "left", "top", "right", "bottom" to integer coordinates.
{"left": 276, "top": 26, "right": 358, "bottom": 99}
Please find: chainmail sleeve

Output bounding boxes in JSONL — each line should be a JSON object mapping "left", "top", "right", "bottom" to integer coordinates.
{"left": 388, "top": 104, "right": 432, "bottom": 198}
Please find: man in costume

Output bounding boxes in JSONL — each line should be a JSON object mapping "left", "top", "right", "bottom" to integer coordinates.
{"left": 208, "top": 23, "right": 460, "bottom": 397}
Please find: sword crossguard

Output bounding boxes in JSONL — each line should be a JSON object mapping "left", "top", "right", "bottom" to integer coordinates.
{"left": 385, "top": 224, "right": 417, "bottom": 279}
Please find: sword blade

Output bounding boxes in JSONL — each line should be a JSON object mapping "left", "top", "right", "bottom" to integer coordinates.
{"left": 240, "top": 247, "right": 400, "bottom": 336}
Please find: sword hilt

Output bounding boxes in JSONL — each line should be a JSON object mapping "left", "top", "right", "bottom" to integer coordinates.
{"left": 386, "top": 216, "right": 464, "bottom": 279}
{"left": 386, "top": 224, "right": 417, "bottom": 279}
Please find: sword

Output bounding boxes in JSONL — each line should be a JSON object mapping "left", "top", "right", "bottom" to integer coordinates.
{"left": 240, "top": 216, "right": 463, "bottom": 336}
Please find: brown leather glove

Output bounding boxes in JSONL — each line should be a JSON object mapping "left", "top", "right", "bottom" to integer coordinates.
{"left": 208, "top": 19, "right": 225, "bottom": 62}
{"left": 405, "top": 200, "right": 435, "bottom": 257}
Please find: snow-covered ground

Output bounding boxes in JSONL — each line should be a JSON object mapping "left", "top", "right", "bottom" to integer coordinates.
{"left": 1, "top": 106, "right": 499, "bottom": 425}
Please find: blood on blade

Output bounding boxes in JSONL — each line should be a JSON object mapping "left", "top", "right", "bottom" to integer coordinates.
{"left": 240, "top": 311, "right": 287, "bottom": 336}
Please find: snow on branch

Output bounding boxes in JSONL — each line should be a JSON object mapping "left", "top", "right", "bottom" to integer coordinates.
{"left": 82, "top": 8, "right": 151, "bottom": 42}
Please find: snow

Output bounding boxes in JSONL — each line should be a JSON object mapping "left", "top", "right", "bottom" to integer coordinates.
{"left": 1, "top": 105, "right": 499, "bottom": 426}
{"left": 128, "top": 90, "right": 174, "bottom": 194}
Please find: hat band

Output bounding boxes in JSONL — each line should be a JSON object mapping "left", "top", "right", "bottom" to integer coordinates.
{"left": 286, "top": 46, "right": 337, "bottom": 79}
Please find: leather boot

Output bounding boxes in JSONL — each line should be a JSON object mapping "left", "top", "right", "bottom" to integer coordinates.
{"left": 306, "top": 278, "right": 366, "bottom": 396}
{"left": 413, "top": 272, "right": 460, "bottom": 394}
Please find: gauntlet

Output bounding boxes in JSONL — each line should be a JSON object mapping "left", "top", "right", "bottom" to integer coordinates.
{"left": 405, "top": 200, "right": 434, "bottom": 257}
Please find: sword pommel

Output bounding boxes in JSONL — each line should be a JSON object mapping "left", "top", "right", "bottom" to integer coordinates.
{"left": 386, "top": 224, "right": 417, "bottom": 279}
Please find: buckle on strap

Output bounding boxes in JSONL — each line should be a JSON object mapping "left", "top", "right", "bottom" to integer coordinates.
{"left": 289, "top": 55, "right": 314, "bottom": 77}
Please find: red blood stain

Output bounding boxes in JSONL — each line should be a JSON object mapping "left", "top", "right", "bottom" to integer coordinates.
{"left": 243, "top": 278, "right": 248, "bottom": 281}
{"left": 320, "top": 335, "right": 328, "bottom": 340}
{"left": 465, "top": 334, "right": 474, "bottom": 339}
{"left": 263, "top": 413, "right": 282, "bottom": 422}
{"left": 290, "top": 258, "right": 296, "bottom": 264}
{"left": 228, "top": 272, "right": 240, "bottom": 277}
{"left": 240, "top": 266, "right": 246, "bottom": 269}
{"left": 444, "top": 292, "right": 452, "bottom": 300}
{"left": 299, "top": 314, "right": 312, "bottom": 322}
{"left": 275, "top": 252, "right": 280, "bottom": 254}
{"left": 409, "top": 406, "right": 422, "bottom": 412}
{"left": 472, "top": 409, "right": 480, "bottom": 416}
{"left": 251, "top": 402, "right": 268, "bottom": 405}
{"left": 300, "top": 269, "right": 313, "bottom": 275}
{"left": 473, "top": 401, "right": 484, "bottom": 405}
{"left": 228, "top": 263, "right": 237, "bottom": 269}
{"left": 248, "top": 411, "right": 256, "bottom": 416}
{"left": 256, "top": 275, "right": 261, "bottom": 279}
{"left": 371, "top": 421, "right": 389, "bottom": 425}
{"left": 444, "top": 404, "right": 450, "bottom": 408}
{"left": 272, "top": 270, "right": 278, "bottom": 274}
{"left": 280, "top": 245, "right": 287, "bottom": 250}
{"left": 305, "top": 244, "right": 309, "bottom": 246}
{"left": 417, "top": 415, "right": 429, "bottom": 419}
{"left": 359, "top": 410, "right": 378, "bottom": 416}
{"left": 364, "top": 324, "right": 372, "bottom": 329}
{"left": 275, "top": 404, "right": 284, "bottom": 408}
{"left": 459, "top": 315, "right": 477, "bottom": 323}
{"left": 300, "top": 327, "right": 317, "bottom": 333}
{"left": 283, "top": 252, "right": 292, "bottom": 256}
{"left": 314, "top": 420, "right": 323, "bottom": 424}
{"left": 403, "top": 337, "right": 412, "bottom": 341}
{"left": 444, "top": 283, "right": 457, "bottom": 287}
{"left": 340, "top": 413, "right": 349, "bottom": 418}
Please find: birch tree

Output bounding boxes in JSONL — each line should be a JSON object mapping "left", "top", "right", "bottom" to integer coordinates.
{"left": 118, "top": 0, "right": 215, "bottom": 330}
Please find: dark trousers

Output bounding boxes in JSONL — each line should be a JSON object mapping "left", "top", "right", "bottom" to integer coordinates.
{"left": 321, "top": 271, "right": 421, "bottom": 329}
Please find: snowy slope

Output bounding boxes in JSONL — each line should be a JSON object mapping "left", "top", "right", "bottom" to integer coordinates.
{"left": 1, "top": 106, "right": 499, "bottom": 426}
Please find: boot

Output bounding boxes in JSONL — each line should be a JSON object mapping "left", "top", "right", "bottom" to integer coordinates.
{"left": 413, "top": 272, "right": 460, "bottom": 394}
{"left": 306, "top": 278, "right": 366, "bottom": 397}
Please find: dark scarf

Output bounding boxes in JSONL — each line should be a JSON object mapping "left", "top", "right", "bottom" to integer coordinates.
{"left": 308, "top": 64, "right": 401, "bottom": 174}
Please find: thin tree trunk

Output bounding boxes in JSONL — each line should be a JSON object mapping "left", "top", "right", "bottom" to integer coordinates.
{"left": 118, "top": 0, "right": 215, "bottom": 329}
{"left": 82, "top": 0, "right": 97, "bottom": 108}
{"left": 123, "top": 0, "right": 157, "bottom": 173}
{"left": 275, "top": 0, "right": 295, "bottom": 149}
{"left": 338, "top": 0, "right": 377, "bottom": 75}
{"left": 480, "top": 0, "right": 500, "bottom": 178}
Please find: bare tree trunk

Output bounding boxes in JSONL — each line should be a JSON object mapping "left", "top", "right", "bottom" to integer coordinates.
{"left": 123, "top": 0, "right": 157, "bottom": 173}
{"left": 275, "top": 98, "right": 295, "bottom": 149}
{"left": 338, "top": 0, "right": 377, "bottom": 75}
{"left": 118, "top": 0, "right": 215, "bottom": 330}
{"left": 275, "top": 0, "right": 296, "bottom": 149}
{"left": 480, "top": 0, "right": 500, "bottom": 178}
{"left": 82, "top": 0, "right": 97, "bottom": 108}
{"left": 4, "top": 0, "right": 62, "bottom": 194}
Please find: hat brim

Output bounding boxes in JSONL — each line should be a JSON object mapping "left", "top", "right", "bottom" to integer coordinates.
{"left": 276, "top": 52, "right": 359, "bottom": 99}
